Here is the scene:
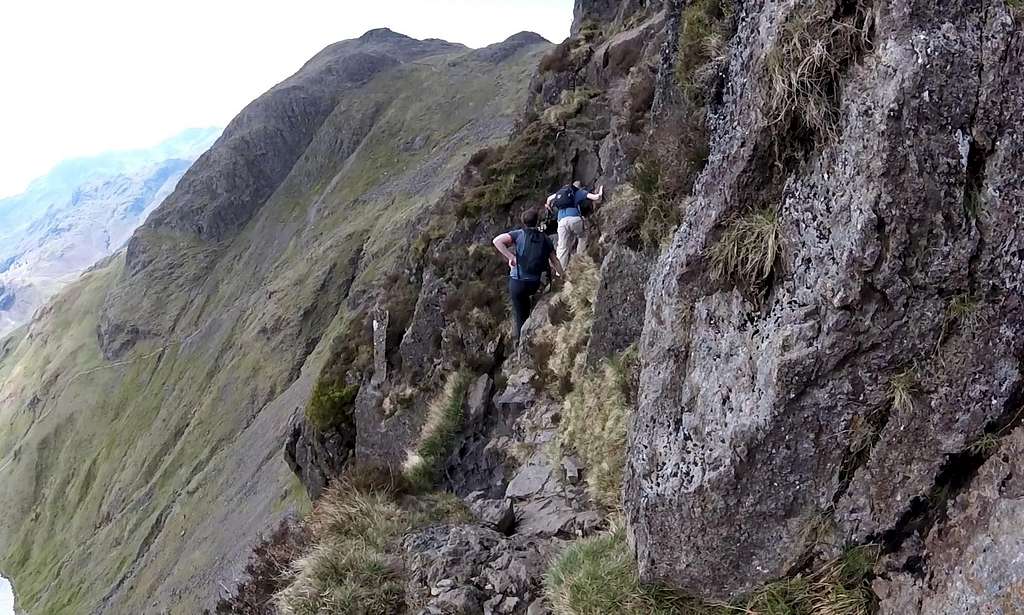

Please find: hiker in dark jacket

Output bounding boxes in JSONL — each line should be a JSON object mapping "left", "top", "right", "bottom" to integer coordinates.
{"left": 492, "top": 209, "right": 564, "bottom": 339}
{"left": 545, "top": 180, "right": 603, "bottom": 269}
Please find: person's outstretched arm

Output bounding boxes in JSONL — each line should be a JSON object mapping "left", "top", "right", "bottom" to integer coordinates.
{"left": 548, "top": 252, "right": 565, "bottom": 278}
{"left": 493, "top": 233, "right": 517, "bottom": 267}
{"left": 545, "top": 193, "right": 557, "bottom": 211}
{"left": 586, "top": 185, "right": 604, "bottom": 201}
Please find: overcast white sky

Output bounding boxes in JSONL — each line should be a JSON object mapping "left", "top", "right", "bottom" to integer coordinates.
{"left": 0, "top": 0, "right": 574, "bottom": 198}
{"left": 0, "top": 578, "right": 10, "bottom": 615}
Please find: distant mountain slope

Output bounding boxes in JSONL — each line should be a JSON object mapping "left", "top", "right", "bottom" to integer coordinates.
{"left": 0, "top": 30, "right": 548, "bottom": 614}
{"left": 0, "top": 128, "right": 220, "bottom": 335}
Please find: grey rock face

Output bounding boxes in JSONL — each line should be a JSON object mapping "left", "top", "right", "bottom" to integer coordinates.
{"left": 283, "top": 411, "right": 353, "bottom": 499}
{"left": 874, "top": 428, "right": 1024, "bottom": 615}
{"left": 586, "top": 246, "right": 651, "bottom": 365}
{"left": 403, "top": 524, "right": 560, "bottom": 615}
{"left": 627, "top": 0, "right": 1024, "bottom": 601}
{"left": 400, "top": 272, "right": 449, "bottom": 378}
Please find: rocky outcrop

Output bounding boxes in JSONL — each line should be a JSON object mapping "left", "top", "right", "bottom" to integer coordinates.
{"left": 283, "top": 413, "right": 353, "bottom": 500}
{"left": 585, "top": 246, "right": 650, "bottom": 365}
{"left": 403, "top": 524, "right": 560, "bottom": 615}
{"left": 874, "top": 427, "right": 1024, "bottom": 615}
{"left": 627, "top": 0, "right": 1024, "bottom": 602}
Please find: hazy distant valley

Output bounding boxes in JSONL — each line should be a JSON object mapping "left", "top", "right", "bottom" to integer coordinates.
{"left": 0, "top": 127, "right": 220, "bottom": 335}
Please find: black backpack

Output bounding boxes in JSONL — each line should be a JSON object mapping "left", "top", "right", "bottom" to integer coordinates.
{"left": 516, "top": 228, "right": 549, "bottom": 278}
{"left": 552, "top": 185, "right": 576, "bottom": 210}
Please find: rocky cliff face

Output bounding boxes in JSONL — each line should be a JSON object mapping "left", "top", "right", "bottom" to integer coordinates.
{"left": 627, "top": 0, "right": 1024, "bottom": 610}
{"left": 2, "top": 1, "right": 1022, "bottom": 614}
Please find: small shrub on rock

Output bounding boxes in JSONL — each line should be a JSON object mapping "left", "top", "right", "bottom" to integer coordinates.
{"left": 457, "top": 120, "right": 559, "bottom": 218}
{"left": 305, "top": 381, "right": 359, "bottom": 433}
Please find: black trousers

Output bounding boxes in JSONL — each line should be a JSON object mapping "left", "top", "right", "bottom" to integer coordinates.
{"left": 509, "top": 277, "right": 541, "bottom": 339}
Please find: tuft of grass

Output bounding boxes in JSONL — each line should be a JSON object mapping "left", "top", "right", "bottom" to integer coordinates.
{"left": 274, "top": 480, "right": 468, "bottom": 615}
{"left": 274, "top": 483, "right": 407, "bottom": 615}
{"left": 403, "top": 371, "right": 472, "bottom": 492}
{"left": 457, "top": 119, "right": 559, "bottom": 218}
{"left": 1008, "top": 0, "right": 1023, "bottom": 19}
{"left": 946, "top": 293, "right": 981, "bottom": 331}
{"left": 559, "top": 348, "right": 637, "bottom": 508}
{"left": 546, "top": 525, "right": 880, "bottom": 615}
{"left": 631, "top": 158, "right": 684, "bottom": 249}
{"left": 887, "top": 368, "right": 917, "bottom": 413}
{"left": 675, "top": 0, "right": 735, "bottom": 102}
{"left": 305, "top": 381, "right": 359, "bottom": 433}
{"left": 763, "top": 0, "right": 873, "bottom": 140}
{"left": 708, "top": 207, "right": 782, "bottom": 291}
{"left": 935, "top": 293, "right": 983, "bottom": 352}
{"left": 546, "top": 523, "right": 696, "bottom": 615}
{"left": 542, "top": 256, "right": 600, "bottom": 393}
{"left": 543, "top": 89, "right": 595, "bottom": 126}
{"left": 967, "top": 433, "right": 1003, "bottom": 456}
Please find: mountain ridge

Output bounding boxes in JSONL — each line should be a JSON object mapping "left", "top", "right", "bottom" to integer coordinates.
{"left": 0, "top": 28, "right": 550, "bottom": 614}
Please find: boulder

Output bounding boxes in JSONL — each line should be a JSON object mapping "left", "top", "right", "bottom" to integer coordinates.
{"left": 403, "top": 525, "right": 558, "bottom": 615}
{"left": 585, "top": 246, "right": 650, "bottom": 365}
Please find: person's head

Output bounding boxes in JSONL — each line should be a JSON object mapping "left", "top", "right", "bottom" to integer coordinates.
{"left": 572, "top": 180, "right": 583, "bottom": 189}
{"left": 521, "top": 208, "right": 540, "bottom": 228}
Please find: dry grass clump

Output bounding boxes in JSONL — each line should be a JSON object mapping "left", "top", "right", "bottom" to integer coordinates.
{"left": 546, "top": 522, "right": 694, "bottom": 615}
{"left": 763, "top": 0, "right": 874, "bottom": 139}
{"left": 403, "top": 371, "right": 472, "bottom": 492}
{"left": 734, "top": 545, "right": 880, "bottom": 615}
{"left": 274, "top": 484, "right": 407, "bottom": 615}
{"left": 945, "top": 293, "right": 981, "bottom": 332}
{"left": 559, "top": 349, "right": 637, "bottom": 508}
{"left": 708, "top": 207, "right": 782, "bottom": 291}
{"left": 887, "top": 368, "right": 918, "bottom": 413}
{"left": 274, "top": 480, "right": 467, "bottom": 615}
{"left": 676, "top": 0, "right": 735, "bottom": 101}
{"left": 457, "top": 120, "right": 558, "bottom": 218}
{"left": 543, "top": 89, "right": 596, "bottom": 126}
{"left": 546, "top": 523, "right": 880, "bottom": 615}
{"left": 542, "top": 256, "right": 600, "bottom": 392}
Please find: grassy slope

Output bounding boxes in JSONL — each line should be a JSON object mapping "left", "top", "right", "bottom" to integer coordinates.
{"left": 0, "top": 40, "right": 546, "bottom": 615}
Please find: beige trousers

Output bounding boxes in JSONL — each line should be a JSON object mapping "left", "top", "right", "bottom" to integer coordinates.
{"left": 556, "top": 216, "right": 587, "bottom": 269}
